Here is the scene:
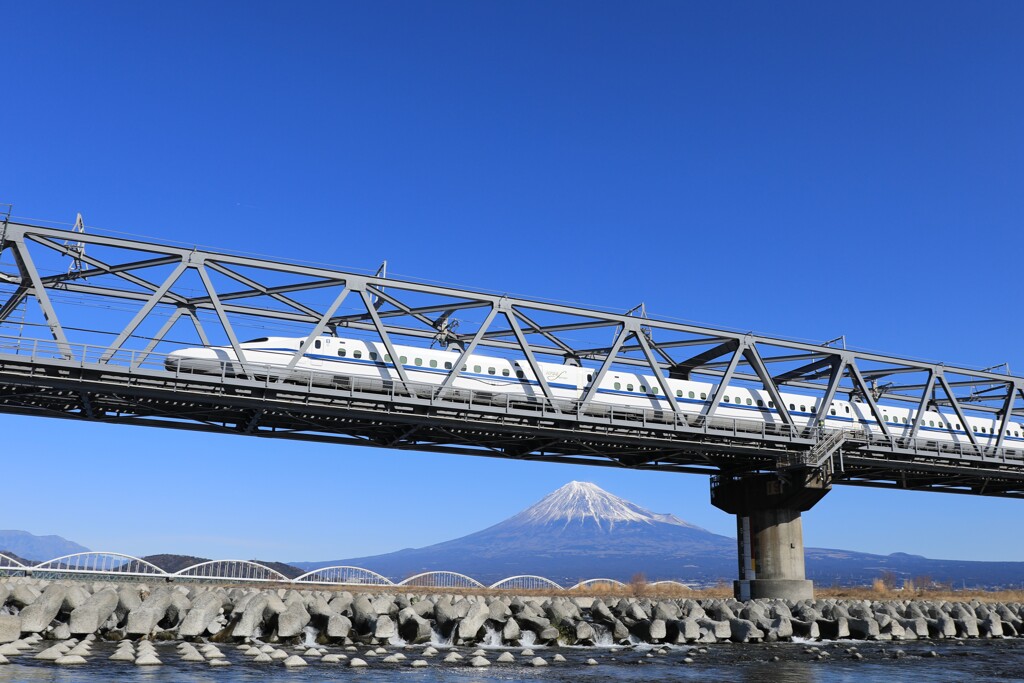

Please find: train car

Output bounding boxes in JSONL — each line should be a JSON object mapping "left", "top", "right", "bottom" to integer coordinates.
{"left": 165, "top": 336, "right": 1023, "bottom": 448}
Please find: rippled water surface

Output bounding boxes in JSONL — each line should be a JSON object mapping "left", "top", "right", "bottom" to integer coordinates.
{"left": 2, "top": 639, "right": 1023, "bottom": 682}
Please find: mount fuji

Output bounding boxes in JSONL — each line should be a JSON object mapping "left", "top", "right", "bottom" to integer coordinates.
{"left": 296, "top": 481, "right": 737, "bottom": 585}
{"left": 295, "top": 481, "right": 1024, "bottom": 588}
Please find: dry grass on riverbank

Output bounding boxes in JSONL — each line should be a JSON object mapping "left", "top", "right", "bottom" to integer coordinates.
{"left": 817, "top": 583, "right": 1024, "bottom": 604}
{"left": 76, "top": 576, "right": 1019, "bottom": 603}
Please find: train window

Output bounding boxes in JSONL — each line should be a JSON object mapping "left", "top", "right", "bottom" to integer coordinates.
{"left": 800, "top": 405, "right": 806, "bottom": 412}
{"left": 369, "top": 352, "right": 378, "bottom": 361}
{"left": 973, "top": 425, "right": 978, "bottom": 432}
{"left": 789, "top": 403, "right": 796, "bottom": 411}
{"left": 444, "top": 361, "right": 452, "bottom": 370}
{"left": 811, "top": 405, "right": 817, "bottom": 413}
{"left": 757, "top": 400, "right": 764, "bottom": 407}
{"left": 768, "top": 401, "right": 774, "bottom": 408}
{"left": 516, "top": 370, "right": 525, "bottom": 379}
{"left": 981, "top": 426, "right": 987, "bottom": 433}
{"left": 353, "top": 350, "right": 362, "bottom": 359}
{"left": 502, "top": 368, "right": 510, "bottom": 376}
{"left": 689, "top": 391, "right": 695, "bottom": 399}
{"left": 640, "top": 385, "right": 648, "bottom": 393}
{"left": 338, "top": 349, "right": 346, "bottom": 357}
{"left": 956, "top": 423, "right": 961, "bottom": 430}
{"left": 653, "top": 386, "right": 660, "bottom": 394}
{"left": 929, "top": 420, "right": 934, "bottom": 427}
{"left": 384, "top": 354, "right": 391, "bottom": 362}
{"left": 627, "top": 384, "right": 634, "bottom": 392}
{"left": 723, "top": 396, "right": 730, "bottom": 403}
{"left": 830, "top": 408, "right": 836, "bottom": 416}
{"left": 701, "top": 392, "right": 707, "bottom": 400}
{"left": 488, "top": 367, "right": 496, "bottom": 375}
{"left": 746, "top": 398, "right": 752, "bottom": 406}
{"left": 844, "top": 406, "right": 850, "bottom": 413}
{"left": 462, "top": 365, "right": 467, "bottom": 371}
{"left": 315, "top": 340, "right": 322, "bottom": 349}
{"left": 428, "top": 359, "right": 436, "bottom": 368}
{"left": 902, "top": 417, "right": 907, "bottom": 423}
{"left": 414, "top": 357, "right": 422, "bottom": 366}
{"left": 677, "top": 390, "right": 683, "bottom": 397}
{"left": 614, "top": 382, "right": 621, "bottom": 390}
{"left": 587, "top": 374, "right": 593, "bottom": 382}
{"left": 474, "top": 365, "right": 481, "bottom": 373}
{"left": 400, "top": 356, "right": 408, "bottom": 364}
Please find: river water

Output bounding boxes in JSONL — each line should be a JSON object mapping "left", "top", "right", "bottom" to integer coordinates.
{"left": 2, "top": 638, "right": 1023, "bottom": 683}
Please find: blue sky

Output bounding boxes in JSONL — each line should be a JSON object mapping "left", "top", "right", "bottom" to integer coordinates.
{"left": 2, "top": 1, "right": 1023, "bottom": 567}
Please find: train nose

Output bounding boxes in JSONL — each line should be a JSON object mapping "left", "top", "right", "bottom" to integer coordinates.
{"left": 165, "top": 347, "right": 226, "bottom": 373}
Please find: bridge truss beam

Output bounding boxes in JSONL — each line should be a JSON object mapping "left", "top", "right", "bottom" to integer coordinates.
{"left": 0, "top": 221, "right": 1023, "bottom": 497}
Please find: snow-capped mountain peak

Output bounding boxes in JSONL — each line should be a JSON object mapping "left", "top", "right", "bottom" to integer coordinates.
{"left": 506, "top": 481, "right": 701, "bottom": 531}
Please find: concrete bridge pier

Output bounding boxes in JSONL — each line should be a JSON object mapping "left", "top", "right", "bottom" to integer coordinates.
{"left": 711, "top": 471, "right": 830, "bottom": 602}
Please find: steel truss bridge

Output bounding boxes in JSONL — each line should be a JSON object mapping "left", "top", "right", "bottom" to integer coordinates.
{"left": 1, "top": 218, "right": 1024, "bottom": 498}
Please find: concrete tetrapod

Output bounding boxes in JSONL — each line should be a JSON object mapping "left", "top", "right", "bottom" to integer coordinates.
{"left": 277, "top": 594, "right": 312, "bottom": 639}
{"left": 125, "top": 588, "right": 173, "bottom": 636}
{"left": 68, "top": 588, "right": 119, "bottom": 635}
{"left": 0, "top": 616, "right": 20, "bottom": 645}
{"left": 178, "top": 591, "right": 225, "bottom": 637}
{"left": 19, "top": 585, "right": 68, "bottom": 633}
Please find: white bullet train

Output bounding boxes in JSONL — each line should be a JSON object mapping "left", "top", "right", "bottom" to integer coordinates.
{"left": 165, "top": 335, "right": 1024, "bottom": 448}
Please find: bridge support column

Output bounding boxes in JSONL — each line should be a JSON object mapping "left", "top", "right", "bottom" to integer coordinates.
{"left": 711, "top": 471, "right": 830, "bottom": 602}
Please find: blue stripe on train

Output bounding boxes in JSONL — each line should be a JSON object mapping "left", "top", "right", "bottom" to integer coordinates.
{"left": 245, "top": 347, "right": 1019, "bottom": 444}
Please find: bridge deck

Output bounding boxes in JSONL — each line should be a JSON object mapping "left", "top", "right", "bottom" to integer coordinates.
{"left": 3, "top": 219, "right": 1024, "bottom": 498}
{"left": 2, "top": 337, "right": 1023, "bottom": 498}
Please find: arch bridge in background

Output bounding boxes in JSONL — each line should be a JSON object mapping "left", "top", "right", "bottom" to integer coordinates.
{"left": 398, "top": 571, "right": 486, "bottom": 589}
{"left": 294, "top": 566, "right": 394, "bottom": 586}
{"left": 29, "top": 552, "right": 166, "bottom": 578}
{"left": 488, "top": 575, "right": 564, "bottom": 591}
{"left": 0, "top": 551, "right": 694, "bottom": 592}
{"left": 173, "top": 560, "right": 288, "bottom": 582}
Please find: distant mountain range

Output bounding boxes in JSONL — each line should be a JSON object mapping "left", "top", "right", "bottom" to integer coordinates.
{"left": 292, "top": 481, "right": 1024, "bottom": 589}
{"left": 0, "top": 530, "right": 89, "bottom": 562}
{"left": 7, "top": 484, "right": 1024, "bottom": 589}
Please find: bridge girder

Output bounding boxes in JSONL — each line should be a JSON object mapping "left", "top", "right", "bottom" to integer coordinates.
{"left": 1, "top": 220, "right": 1023, "bottom": 497}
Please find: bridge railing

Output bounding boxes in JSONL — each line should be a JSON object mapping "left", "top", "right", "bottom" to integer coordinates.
{"left": 0, "top": 333, "right": 808, "bottom": 444}
{"left": 2, "top": 333, "right": 1023, "bottom": 469}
